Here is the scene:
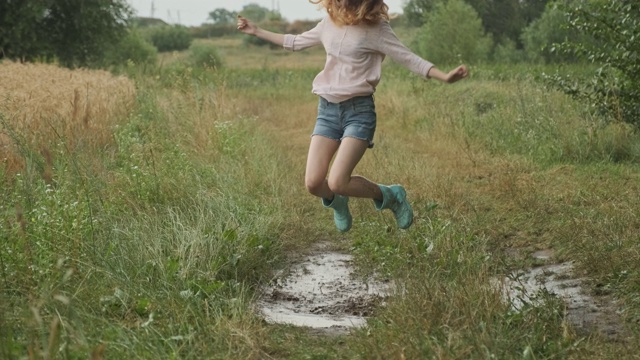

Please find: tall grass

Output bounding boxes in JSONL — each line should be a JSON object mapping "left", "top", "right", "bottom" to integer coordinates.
{"left": 0, "top": 61, "right": 136, "bottom": 174}
{"left": 1, "top": 41, "right": 639, "bottom": 359}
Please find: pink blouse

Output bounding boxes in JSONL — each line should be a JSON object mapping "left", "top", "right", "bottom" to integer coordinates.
{"left": 283, "top": 17, "right": 434, "bottom": 103}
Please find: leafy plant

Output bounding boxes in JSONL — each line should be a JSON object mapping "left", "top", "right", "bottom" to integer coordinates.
{"left": 189, "top": 43, "right": 224, "bottom": 69}
{"left": 148, "top": 25, "right": 193, "bottom": 52}
{"left": 549, "top": 1, "right": 640, "bottom": 126}
{"left": 103, "top": 29, "right": 158, "bottom": 68}
{"left": 413, "top": 0, "right": 493, "bottom": 65}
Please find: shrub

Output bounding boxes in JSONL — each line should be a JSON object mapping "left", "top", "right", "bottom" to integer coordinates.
{"left": 521, "top": 2, "right": 589, "bottom": 64}
{"left": 189, "top": 43, "right": 224, "bottom": 69}
{"left": 492, "top": 39, "right": 526, "bottom": 64}
{"left": 103, "top": 29, "right": 158, "bottom": 67}
{"left": 148, "top": 25, "right": 192, "bottom": 52}
{"left": 549, "top": 1, "right": 640, "bottom": 127}
{"left": 191, "top": 24, "right": 237, "bottom": 39}
{"left": 413, "top": 0, "right": 492, "bottom": 65}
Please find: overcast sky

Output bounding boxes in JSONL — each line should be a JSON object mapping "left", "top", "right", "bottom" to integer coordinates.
{"left": 127, "top": 0, "right": 407, "bottom": 26}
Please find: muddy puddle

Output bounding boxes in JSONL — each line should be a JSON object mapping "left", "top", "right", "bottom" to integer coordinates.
{"left": 257, "top": 245, "right": 391, "bottom": 334}
{"left": 494, "top": 249, "right": 624, "bottom": 339}
{"left": 259, "top": 245, "right": 624, "bottom": 339}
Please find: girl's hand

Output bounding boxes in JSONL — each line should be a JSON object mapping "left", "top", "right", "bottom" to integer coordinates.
{"left": 445, "top": 65, "right": 468, "bottom": 83}
{"left": 237, "top": 16, "right": 258, "bottom": 35}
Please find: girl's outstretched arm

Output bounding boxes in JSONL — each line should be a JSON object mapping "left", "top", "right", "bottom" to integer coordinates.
{"left": 427, "top": 65, "right": 469, "bottom": 84}
{"left": 237, "top": 16, "right": 285, "bottom": 47}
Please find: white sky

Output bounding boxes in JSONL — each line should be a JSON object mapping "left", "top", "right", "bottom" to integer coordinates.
{"left": 127, "top": 0, "right": 407, "bottom": 26}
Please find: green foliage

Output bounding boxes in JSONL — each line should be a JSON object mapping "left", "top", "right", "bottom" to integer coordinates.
{"left": 403, "top": 0, "right": 549, "bottom": 47}
{"left": 148, "top": 25, "right": 193, "bottom": 52}
{"left": 492, "top": 38, "right": 527, "bottom": 64}
{"left": 413, "top": 0, "right": 493, "bottom": 65}
{"left": 209, "top": 8, "right": 238, "bottom": 24}
{"left": 521, "top": 2, "right": 588, "bottom": 63}
{"left": 188, "top": 43, "right": 224, "bottom": 69}
{"left": 550, "top": 1, "right": 640, "bottom": 127}
{"left": 191, "top": 24, "right": 237, "bottom": 38}
{"left": 402, "top": 0, "right": 439, "bottom": 26}
{"left": 239, "top": 3, "right": 282, "bottom": 22}
{"left": 0, "top": 1, "right": 50, "bottom": 62}
{"left": 103, "top": 29, "right": 158, "bottom": 68}
{"left": 0, "top": 0, "right": 131, "bottom": 68}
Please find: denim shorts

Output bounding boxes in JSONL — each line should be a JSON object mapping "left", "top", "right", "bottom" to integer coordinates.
{"left": 313, "top": 95, "right": 376, "bottom": 148}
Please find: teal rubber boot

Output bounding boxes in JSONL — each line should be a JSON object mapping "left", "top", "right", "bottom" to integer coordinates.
{"left": 374, "top": 185, "right": 414, "bottom": 229}
{"left": 322, "top": 194, "right": 352, "bottom": 232}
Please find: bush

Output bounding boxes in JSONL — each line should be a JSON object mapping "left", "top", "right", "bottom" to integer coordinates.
{"left": 191, "top": 24, "right": 237, "bottom": 39}
{"left": 413, "top": 0, "right": 492, "bottom": 65}
{"left": 103, "top": 29, "right": 158, "bottom": 68}
{"left": 492, "top": 39, "right": 526, "bottom": 64}
{"left": 549, "top": 1, "right": 640, "bottom": 127}
{"left": 521, "top": 2, "right": 589, "bottom": 64}
{"left": 148, "top": 25, "right": 193, "bottom": 52}
{"left": 189, "top": 43, "right": 224, "bottom": 69}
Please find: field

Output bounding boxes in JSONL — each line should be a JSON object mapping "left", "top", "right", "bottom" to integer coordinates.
{"left": 1, "top": 34, "right": 640, "bottom": 359}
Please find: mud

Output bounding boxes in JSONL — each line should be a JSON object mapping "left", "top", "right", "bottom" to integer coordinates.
{"left": 257, "top": 247, "right": 391, "bottom": 334}
{"left": 258, "top": 244, "right": 625, "bottom": 339}
{"left": 495, "top": 249, "right": 625, "bottom": 339}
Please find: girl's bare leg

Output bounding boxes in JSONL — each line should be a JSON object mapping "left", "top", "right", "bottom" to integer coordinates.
{"left": 327, "top": 137, "right": 383, "bottom": 201}
{"left": 305, "top": 135, "right": 340, "bottom": 199}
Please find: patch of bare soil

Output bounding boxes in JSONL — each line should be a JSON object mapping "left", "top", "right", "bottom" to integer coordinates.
{"left": 495, "top": 249, "right": 627, "bottom": 340}
{"left": 257, "top": 243, "right": 391, "bottom": 335}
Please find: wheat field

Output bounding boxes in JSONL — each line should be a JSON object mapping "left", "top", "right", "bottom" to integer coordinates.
{"left": 0, "top": 61, "right": 136, "bottom": 172}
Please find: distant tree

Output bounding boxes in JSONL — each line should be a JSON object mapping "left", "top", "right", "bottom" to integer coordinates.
{"left": 45, "top": 0, "right": 131, "bottom": 68}
{"left": 0, "top": 0, "right": 131, "bottom": 68}
{"left": 413, "top": 0, "right": 492, "bottom": 65}
{"left": 208, "top": 8, "right": 237, "bottom": 25}
{"left": 403, "top": 0, "right": 549, "bottom": 47}
{"left": 402, "top": 0, "right": 439, "bottom": 26}
{"left": 239, "top": 3, "right": 282, "bottom": 22}
{"left": 521, "top": 1, "right": 586, "bottom": 63}
{"left": 0, "top": 1, "right": 51, "bottom": 62}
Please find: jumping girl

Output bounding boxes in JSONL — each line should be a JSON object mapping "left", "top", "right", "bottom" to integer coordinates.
{"left": 237, "top": 0, "right": 468, "bottom": 232}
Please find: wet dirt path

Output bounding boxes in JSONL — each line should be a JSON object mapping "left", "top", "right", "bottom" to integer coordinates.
{"left": 257, "top": 243, "right": 391, "bottom": 334}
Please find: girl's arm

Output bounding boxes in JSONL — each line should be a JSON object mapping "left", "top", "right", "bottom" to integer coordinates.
{"left": 237, "top": 16, "right": 285, "bottom": 47}
{"left": 427, "top": 66, "right": 469, "bottom": 84}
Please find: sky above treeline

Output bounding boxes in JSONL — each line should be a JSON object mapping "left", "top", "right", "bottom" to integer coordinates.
{"left": 127, "top": 0, "right": 406, "bottom": 26}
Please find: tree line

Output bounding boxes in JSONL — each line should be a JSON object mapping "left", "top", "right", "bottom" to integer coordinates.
{"left": 0, "top": 0, "right": 131, "bottom": 68}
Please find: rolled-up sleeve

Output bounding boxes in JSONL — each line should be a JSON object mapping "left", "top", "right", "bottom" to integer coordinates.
{"left": 283, "top": 18, "right": 325, "bottom": 52}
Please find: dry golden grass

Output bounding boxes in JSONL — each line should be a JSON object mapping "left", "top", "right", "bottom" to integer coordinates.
{"left": 0, "top": 61, "right": 136, "bottom": 172}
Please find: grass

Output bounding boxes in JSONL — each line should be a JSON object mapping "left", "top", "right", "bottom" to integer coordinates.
{"left": 1, "top": 34, "right": 640, "bottom": 359}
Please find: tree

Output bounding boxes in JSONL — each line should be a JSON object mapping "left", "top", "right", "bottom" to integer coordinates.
{"left": 0, "top": 0, "right": 131, "bottom": 68}
{"left": 402, "top": 0, "right": 439, "bottom": 26}
{"left": 0, "top": 1, "right": 51, "bottom": 62}
{"left": 550, "top": 1, "right": 640, "bottom": 127}
{"left": 521, "top": 1, "right": 587, "bottom": 63}
{"left": 239, "top": 3, "right": 281, "bottom": 22}
{"left": 403, "top": 0, "right": 550, "bottom": 48}
{"left": 413, "top": 0, "right": 493, "bottom": 65}
{"left": 208, "top": 8, "right": 237, "bottom": 25}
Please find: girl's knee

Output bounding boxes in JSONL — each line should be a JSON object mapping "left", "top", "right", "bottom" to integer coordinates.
{"left": 327, "top": 177, "right": 348, "bottom": 195}
{"left": 305, "top": 178, "right": 324, "bottom": 197}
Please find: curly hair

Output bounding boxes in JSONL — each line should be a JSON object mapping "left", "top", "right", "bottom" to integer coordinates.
{"left": 309, "top": 0, "right": 389, "bottom": 26}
